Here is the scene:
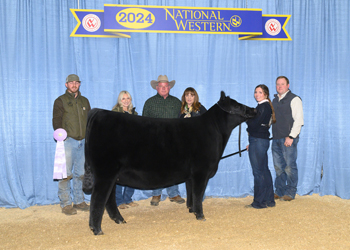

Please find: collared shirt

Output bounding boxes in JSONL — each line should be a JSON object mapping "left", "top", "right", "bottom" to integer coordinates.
{"left": 142, "top": 93, "right": 181, "bottom": 118}
{"left": 258, "top": 99, "right": 269, "bottom": 105}
{"left": 277, "top": 90, "right": 304, "bottom": 138}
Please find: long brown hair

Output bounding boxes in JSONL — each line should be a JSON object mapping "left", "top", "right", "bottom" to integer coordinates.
{"left": 255, "top": 84, "right": 276, "bottom": 124}
{"left": 180, "top": 87, "right": 202, "bottom": 113}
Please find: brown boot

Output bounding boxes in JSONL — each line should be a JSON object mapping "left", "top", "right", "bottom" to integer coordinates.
{"left": 126, "top": 201, "right": 139, "bottom": 207}
{"left": 274, "top": 194, "right": 280, "bottom": 199}
{"left": 118, "top": 204, "right": 129, "bottom": 209}
{"left": 280, "top": 195, "right": 293, "bottom": 201}
{"left": 169, "top": 195, "right": 185, "bottom": 204}
{"left": 62, "top": 205, "right": 77, "bottom": 215}
{"left": 73, "top": 202, "right": 90, "bottom": 211}
{"left": 150, "top": 195, "right": 161, "bottom": 206}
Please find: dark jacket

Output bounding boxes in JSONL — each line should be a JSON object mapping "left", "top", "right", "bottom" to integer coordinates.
{"left": 179, "top": 105, "right": 207, "bottom": 118}
{"left": 142, "top": 93, "right": 181, "bottom": 118}
{"left": 52, "top": 90, "right": 91, "bottom": 140}
{"left": 112, "top": 106, "right": 138, "bottom": 115}
{"left": 246, "top": 102, "right": 271, "bottom": 139}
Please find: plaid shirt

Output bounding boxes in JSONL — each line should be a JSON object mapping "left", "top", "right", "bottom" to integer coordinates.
{"left": 142, "top": 93, "right": 181, "bottom": 118}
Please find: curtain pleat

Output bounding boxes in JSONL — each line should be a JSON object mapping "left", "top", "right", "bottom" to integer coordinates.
{"left": 0, "top": 0, "right": 349, "bottom": 208}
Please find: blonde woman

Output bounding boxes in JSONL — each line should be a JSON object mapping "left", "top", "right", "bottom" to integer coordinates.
{"left": 112, "top": 91, "right": 138, "bottom": 209}
{"left": 112, "top": 90, "right": 137, "bottom": 115}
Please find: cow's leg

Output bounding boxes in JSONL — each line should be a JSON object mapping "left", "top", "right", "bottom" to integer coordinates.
{"left": 186, "top": 180, "right": 194, "bottom": 213}
{"left": 89, "top": 178, "right": 115, "bottom": 235}
{"left": 191, "top": 174, "right": 209, "bottom": 221}
{"left": 105, "top": 184, "right": 126, "bottom": 224}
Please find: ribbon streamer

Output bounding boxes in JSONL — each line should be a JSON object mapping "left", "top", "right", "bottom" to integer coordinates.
{"left": 53, "top": 129, "right": 67, "bottom": 180}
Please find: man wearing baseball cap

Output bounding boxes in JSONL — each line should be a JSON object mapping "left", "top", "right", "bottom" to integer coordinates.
{"left": 142, "top": 75, "right": 185, "bottom": 206}
{"left": 52, "top": 74, "right": 91, "bottom": 215}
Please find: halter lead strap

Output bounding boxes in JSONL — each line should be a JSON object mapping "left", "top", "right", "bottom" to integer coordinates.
{"left": 216, "top": 102, "right": 236, "bottom": 114}
{"left": 216, "top": 102, "right": 243, "bottom": 157}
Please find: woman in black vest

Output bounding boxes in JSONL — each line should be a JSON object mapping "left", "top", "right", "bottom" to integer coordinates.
{"left": 246, "top": 84, "right": 276, "bottom": 209}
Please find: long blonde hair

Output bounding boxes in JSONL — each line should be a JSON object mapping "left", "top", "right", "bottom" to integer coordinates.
{"left": 112, "top": 91, "right": 134, "bottom": 112}
{"left": 255, "top": 84, "right": 276, "bottom": 124}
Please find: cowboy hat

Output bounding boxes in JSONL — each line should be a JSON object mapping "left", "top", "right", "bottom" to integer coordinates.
{"left": 150, "top": 75, "right": 175, "bottom": 89}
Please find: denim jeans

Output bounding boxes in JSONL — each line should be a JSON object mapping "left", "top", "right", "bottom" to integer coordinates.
{"left": 58, "top": 137, "right": 85, "bottom": 207}
{"left": 116, "top": 185, "right": 135, "bottom": 205}
{"left": 272, "top": 137, "right": 299, "bottom": 199}
{"left": 248, "top": 136, "right": 275, "bottom": 208}
{"left": 152, "top": 185, "right": 180, "bottom": 198}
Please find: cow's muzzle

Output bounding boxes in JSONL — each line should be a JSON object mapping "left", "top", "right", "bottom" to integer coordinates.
{"left": 244, "top": 107, "right": 257, "bottom": 119}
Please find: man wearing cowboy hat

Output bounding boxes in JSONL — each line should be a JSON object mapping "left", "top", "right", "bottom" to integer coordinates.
{"left": 142, "top": 75, "right": 185, "bottom": 206}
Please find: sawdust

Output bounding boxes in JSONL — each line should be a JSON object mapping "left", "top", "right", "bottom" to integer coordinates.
{"left": 1, "top": 194, "right": 349, "bottom": 250}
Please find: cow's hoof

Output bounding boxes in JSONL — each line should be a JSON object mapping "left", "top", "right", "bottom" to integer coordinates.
{"left": 115, "top": 219, "right": 126, "bottom": 224}
{"left": 91, "top": 228, "right": 104, "bottom": 235}
{"left": 195, "top": 214, "right": 206, "bottom": 221}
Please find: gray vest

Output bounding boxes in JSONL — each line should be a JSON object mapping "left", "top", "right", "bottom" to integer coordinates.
{"left": 272, "top": 91, "right": 299, "bottom": 139}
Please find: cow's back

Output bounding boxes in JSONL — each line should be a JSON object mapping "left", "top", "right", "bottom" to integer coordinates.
{"left": 84, "top": 108, "right": 224, "bottom": 189}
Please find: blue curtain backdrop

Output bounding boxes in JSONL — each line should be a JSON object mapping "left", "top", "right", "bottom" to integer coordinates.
{"left": 1, "top": 0, "right": 349, "bottom": 208}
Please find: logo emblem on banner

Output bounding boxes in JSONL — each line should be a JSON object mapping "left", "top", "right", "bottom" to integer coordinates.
{"left": 230, "top": 15, "right": 242, "bottom": 28}
{"left": 265, "top": 19, "right": 281, "bottom": 36}
{"left": 83, "top": 14, "right": 101, "bottom": 32}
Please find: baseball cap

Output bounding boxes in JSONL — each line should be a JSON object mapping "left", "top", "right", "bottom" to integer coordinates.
{"left": 66, "top": 74, "right": 81, "bottom": 83}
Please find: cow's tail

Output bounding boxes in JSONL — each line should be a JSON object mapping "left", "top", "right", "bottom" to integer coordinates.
{"left": 83, "top": 161, "right": 93, "bottom": 195}
{"left": 83, "top": 109, "right": 98, "bottom": 195}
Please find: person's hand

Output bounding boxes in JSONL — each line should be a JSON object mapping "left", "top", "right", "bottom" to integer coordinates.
{"left": 284, "top": 137, "right": 293, "bottom": 147}
{"left": 246, "top": 145, "right": 249, "bottom": 151}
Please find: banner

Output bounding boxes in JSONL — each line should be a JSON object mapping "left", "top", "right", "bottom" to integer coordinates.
{"left": 70, "top": 9, "right": 130, "bottom": 38}
{"left": 70, "top": 5, "right": 291, "bottom": 41}
{"left": 239, "top": 15, "right": 291, "bottom": 40}
{"left": 104, "top": 5, "right": 262, "bottom": 35}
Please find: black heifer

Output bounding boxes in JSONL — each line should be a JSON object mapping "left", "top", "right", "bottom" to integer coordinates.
{"left": 83, "top": 91, "right": 256, "bottom": 235}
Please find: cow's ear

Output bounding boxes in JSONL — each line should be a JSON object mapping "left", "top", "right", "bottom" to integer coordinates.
{"left": 220, "top": 91, "right": 226, "bottom": 101}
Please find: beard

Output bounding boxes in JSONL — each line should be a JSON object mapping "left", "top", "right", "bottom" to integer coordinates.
{"left": 67, "top": 86, "right": 79, "bottom": 94}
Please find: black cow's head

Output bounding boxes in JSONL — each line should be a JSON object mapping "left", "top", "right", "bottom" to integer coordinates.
{"left": 217, "top": 91, "right": 256, "bottom": 119}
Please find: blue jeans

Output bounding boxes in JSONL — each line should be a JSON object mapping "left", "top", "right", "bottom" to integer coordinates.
{"left": 272, "top": 137, "right": 299, "bottom": 199}
{"left": 58, "top": 137, "right": 85, "bottom": 208}
{"left": 152, "top": 185, "right": 180, "bottom": 198}
{"left": 116, "top": 185, "right": 135, "bottom": 205}
{"left": 248, "top": 136, "right": 275, "bottom": 208}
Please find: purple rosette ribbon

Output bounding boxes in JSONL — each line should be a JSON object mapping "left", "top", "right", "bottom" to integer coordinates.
{"left": 53, "top": 128, "right": 67, "bottom": 180}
